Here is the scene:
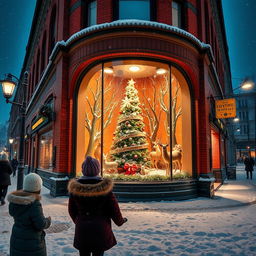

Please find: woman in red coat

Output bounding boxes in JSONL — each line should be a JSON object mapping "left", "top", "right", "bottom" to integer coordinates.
{"left": 68, "top": 156, "right": 127, "bottom": 256}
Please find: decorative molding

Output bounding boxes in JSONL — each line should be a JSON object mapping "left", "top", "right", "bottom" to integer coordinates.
{"left": 25, "top": 0, "right": 51, "bottom": 73}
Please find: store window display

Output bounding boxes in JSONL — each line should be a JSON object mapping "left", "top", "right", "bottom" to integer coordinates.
{"left": 77, "top": 60, "right": 192, "bottom": 180}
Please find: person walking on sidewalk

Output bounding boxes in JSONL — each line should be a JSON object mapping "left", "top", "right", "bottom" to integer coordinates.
{"left": 244, "top": 156, "right": 255, "bottom": 180}
{"left": 68, "top": 156, "right": 127, "bottom": 256}
{"left": 7, "top": 173, "right": 51, "bottom": 256}
{"left": 11, "top": 156, "right": 18, "bottom": 177}
{"left": 0, "top": 152, "right": 12, "bottom": 206}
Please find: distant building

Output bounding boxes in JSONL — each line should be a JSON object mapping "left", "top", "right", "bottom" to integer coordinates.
{"left": 233, "top": 88, "right": 256, "bottom": 161}
{"left": 0, "top": 122, "right": 8, "bottom": 151}
{"left": 9, "top": 0, "right": 233, "bottom": 198}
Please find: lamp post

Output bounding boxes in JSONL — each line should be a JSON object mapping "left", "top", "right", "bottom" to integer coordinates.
{"left": 232, "top": 78, "right": 255, "bottom": 162}
{"left": 9, "top": 138, "right": 14, "bottom": 160}
{"left": 0, "top": 72, "right": 28, "bottom": 190}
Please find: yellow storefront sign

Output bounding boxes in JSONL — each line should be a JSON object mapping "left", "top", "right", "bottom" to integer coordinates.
{"left": 32, "top": 117, "right": 45, "bottom": 130}
{"left": 215, "top": 98, "right": 236, "bottom": 119}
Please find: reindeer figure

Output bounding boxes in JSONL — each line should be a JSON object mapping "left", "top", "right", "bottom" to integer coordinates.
{"left": 103, "top": 155, "right": 118, "bottom": 173}
{"left": 159, "top": 143, "right": 170, "bottom": 176}
{"left": 172, "top": 144, "right": 182, "bottom": 173}
{"left": 149, "top": 141, "right": 162, "bottom": 169}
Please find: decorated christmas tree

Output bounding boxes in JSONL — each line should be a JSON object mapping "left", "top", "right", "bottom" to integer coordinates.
{"left": 110, "top": 79, "right": 150, "bottom": 170}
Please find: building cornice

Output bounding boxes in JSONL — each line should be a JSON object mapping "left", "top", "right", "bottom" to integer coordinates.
{"left": 27, "top": 20, "right": 224, "bottom": 112}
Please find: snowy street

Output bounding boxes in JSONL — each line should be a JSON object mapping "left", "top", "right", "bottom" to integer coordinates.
{"left": 1, "top": 166, "right": 256, "bottom": 256}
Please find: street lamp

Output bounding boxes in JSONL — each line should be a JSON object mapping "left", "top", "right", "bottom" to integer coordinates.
{"left": 233, "top": 78, "right": 254, "bottom": 92}
{"left": 0, "top": 72, "right": 28, "bottom": 190}
{"left": 9, "top": 138, "right": 14, "bottom": 160}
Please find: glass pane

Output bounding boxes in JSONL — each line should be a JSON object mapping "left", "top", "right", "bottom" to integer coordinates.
{"left": 76, "top": 64, "right": 102, "bottom": 176}
{"left": 172, "top": 1, "right": 181, "bottom": 27}
{"left": 102, "top": 60, "right": 172, "bottom": 180}
{"left": 119, "top": 0, "right": 150, "bottom": 20}
{"left": 171, "top": 67, "right": 192, "bottom": 178}
{"left": 88, "top": 0, "right": 97, "bottom": 26}
{"left": 39, "top": 130, "right": 53, "bottom": 170}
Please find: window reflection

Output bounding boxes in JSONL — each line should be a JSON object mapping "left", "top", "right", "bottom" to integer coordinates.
{"left": 77, "top": 60, "right": 192, "bottom": 180}
{"left": 119, "top": 0, "right": 150, "bottom": 20}
{"left": 172, "top": 1, "right": 182, "bottom": 28}
{"left": 39, "top": 130, "right": 53, "bottom": 170}
{"left": 88, "top": 0, "right": 97, "bottom": 26}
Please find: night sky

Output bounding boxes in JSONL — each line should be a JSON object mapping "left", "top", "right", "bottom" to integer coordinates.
{"left": 0, "top": 0, "right": 255, "bottom": 124}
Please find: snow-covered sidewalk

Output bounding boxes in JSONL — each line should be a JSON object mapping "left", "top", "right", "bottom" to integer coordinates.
{"left": 1, "top": 166, "right": 256, "bottom": 256}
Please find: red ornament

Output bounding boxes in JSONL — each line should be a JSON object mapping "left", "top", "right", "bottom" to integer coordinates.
{"left": 134, "top": 154, "right": 138, "bottom": 159}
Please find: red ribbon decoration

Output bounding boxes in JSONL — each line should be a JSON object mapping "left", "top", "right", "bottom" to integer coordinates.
{"left": 124, "top": 163, "right": 138, "bottom": 175}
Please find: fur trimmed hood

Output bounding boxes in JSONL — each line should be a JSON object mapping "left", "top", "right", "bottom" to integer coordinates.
{"left": 68, "top": 178, "right": 113, "bottom": 197}
{"left": 7, "top": 190, "right": 41, "bottom": 205}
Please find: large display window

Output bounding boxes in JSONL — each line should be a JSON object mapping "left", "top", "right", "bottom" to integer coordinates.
{"left": 76, "top": 60, "right": 192, "bottom": 180}
{"left": 38, "top": 130, "right": 53, "bottom": 170}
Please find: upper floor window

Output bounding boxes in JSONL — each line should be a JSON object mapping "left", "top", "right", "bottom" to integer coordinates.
{"left": 172, "top": 1, "right": 182, "bottom": 28}
{"left": 40, "top": 32, "right": 47, "bottom": 75}
{"left": 118, "top": 0, "right": 151, "bottom": 20}
{"left": 87, "top": 0, "right": 97, "bottom": 26}
{"left": 48, "top": 7, "right": 56, "bottom": 57}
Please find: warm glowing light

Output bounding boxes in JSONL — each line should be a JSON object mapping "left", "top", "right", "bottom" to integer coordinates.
{"left": 247, "top": 146, "right": 250, "bottom": 149}
{"left": 156, "top": 68, "right": 167, "bottom": 75}
{"left": 104, "top": 68, "right": 113, "bottom": 74}
{"left": 9, "top": 138, "right": 14, "bottom": 144}
{"left": 1, "top": 80, "right": 16, "bottom": 99}
{"left": 241, "top": 80, "right": 254, "bottom": 90}
{"left": 32, "top": 117, "right": 45, "bottom": 130}
{"left": 129, "top": 66, "right": 140, "bottom": 72}
{"left": 233, "top": 117, "right": 239, "bottom": 122}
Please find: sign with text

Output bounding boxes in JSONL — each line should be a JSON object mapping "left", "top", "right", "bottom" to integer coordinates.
{"left": 215, "top": 98, "right": 236, "bottom": 119}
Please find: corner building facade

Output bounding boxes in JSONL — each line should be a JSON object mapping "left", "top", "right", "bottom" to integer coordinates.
{"left": 9, "top": 0, "right": 234, "bottom": 198}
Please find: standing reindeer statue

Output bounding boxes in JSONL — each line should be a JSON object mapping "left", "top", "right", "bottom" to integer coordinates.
{"left": 103, "top": 154, "right": 118, "bottom": 173}
{"left": 172, "top": 144, "right": 182, "bottom": 173}
{"left": 149, "top": 141, "right": 162, "bottom": 169}
{"left": 159, "top": 143, "right": 182, "bottom": 176}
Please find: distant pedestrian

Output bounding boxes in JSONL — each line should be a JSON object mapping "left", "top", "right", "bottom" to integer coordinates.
{"left": 244, "top": 156, "right": 255, "bottom": 180}
{"left": 68, "top": 156, "right": 127, "bottom": 256}
{"left": 0, "top": 153, "right": 12, "bottom": 206}
{"left": 7, "top": 173, "right": 51, "bottom": 256}
{"left": 11, "top": 156, "right": 18, "bottom": 177}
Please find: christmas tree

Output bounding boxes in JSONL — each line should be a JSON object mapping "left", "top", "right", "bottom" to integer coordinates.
{"left": 110, "top": 79, "right": 150, "bottom": 169}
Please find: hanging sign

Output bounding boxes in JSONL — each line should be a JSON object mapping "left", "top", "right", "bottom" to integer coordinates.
{"left": 31, "top": 116, "right": 48, "bottom": 132}
{"left": 215, "top": 98, "right": 236, "bottom": 119}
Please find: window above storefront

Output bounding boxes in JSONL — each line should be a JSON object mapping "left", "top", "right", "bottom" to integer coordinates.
{"left": 87, "top": 0, "right": 97, "bottom": 26}
{"left": 116, "top": 0, "right": 152, "bottom": 21}
{"left": 172, "top": 1, "right": 182, "bottom": 28}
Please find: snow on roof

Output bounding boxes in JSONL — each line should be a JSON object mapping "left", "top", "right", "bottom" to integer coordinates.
{"left": 56, "top": 20, "right": 211, "bottom": 52}
{"left": 27, "top": 20, "right": 214, "bottom": 112}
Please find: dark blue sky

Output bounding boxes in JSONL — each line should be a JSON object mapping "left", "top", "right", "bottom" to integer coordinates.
{"left": 0, "top": 0, "right": 36, "bottom": 124}
{"left": 222, "top": 0, "right": 256, "bottom": 88}
{"left": 0, "top": 0, "right": 255, "bottom": 124}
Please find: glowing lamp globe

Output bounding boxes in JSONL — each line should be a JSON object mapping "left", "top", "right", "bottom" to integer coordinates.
{"left": 1, "top": 75, "right": 16, "bottom": 99}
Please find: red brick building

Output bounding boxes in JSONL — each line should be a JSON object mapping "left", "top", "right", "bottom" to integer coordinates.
{"left": 9, "top": 0, "right": 234, "bottom": 199}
